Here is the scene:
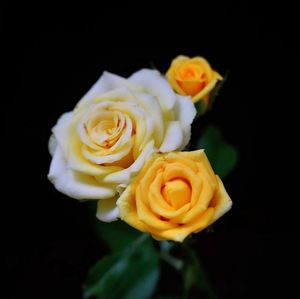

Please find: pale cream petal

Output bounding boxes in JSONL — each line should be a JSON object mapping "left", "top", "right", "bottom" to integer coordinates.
{"left": 48, "top": 146, "right": 116, "bottom": 200}
{"left": 96, "top": 197, "right": 119, "bottom": 222}
{"left": 105, "top": 114, "right": 133, "bottom": 152}
{"left": 133, "top": 92, "right": 164, "bottom": 146}
{"left": 129, "top": 69, "right": 176, "bottom": 111}
{"left": 174, "top": 94, "right": 196, "bottom": 129}
{"left": 82, "top": 139, "right": 134, "bottom": 164}
{"left": 172, "top": 95, "right": 196, "bottom": 150}
{"left": 76, "top": 72, "right": 142, "bottom": 110}
{"left": 159, "top": 121, "right": 183, "bottom": 152}
{"left": 52, "top": 111, "right": 74, "bottom": 158}
{"left": 48, "top": 134, "right": 57, "bottom": 157}
{"left": 67, "top": 127, "right": 122, "bottom": 176}
{"left": 90, "top": 87, "right": 138, "bottom": 105}
{"left": 103, "top": 140, "right": 155, "bottom": 184}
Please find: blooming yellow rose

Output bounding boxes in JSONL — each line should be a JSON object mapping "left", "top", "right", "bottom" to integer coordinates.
{"left": 117, "top": 150, "right": 232, "bottom": 242}
{"left": 166, "top": 55, "right": 222, "bottom": 105}
{"left": 48, "top": 69, "right": 196, "bottom": 222}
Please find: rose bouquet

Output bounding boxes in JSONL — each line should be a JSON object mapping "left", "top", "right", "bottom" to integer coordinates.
{"left": 48, "top": 55, "right": 236, "bottom": 298}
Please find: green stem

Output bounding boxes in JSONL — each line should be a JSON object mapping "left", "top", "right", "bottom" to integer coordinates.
{"left": 159, "top": 241, "right": 184, "bottom": 271}
{"left": 160, "top": 251, "right": 184, "bottom": 271}
{"left": 183, "top": 243, "right": 220, "bottom": 299}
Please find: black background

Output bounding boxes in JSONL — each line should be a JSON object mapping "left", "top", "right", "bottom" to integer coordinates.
{"left": 3, "top": 3, "right": 299, "bottom": 299}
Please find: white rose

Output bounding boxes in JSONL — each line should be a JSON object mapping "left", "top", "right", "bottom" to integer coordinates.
{"left": 48, "top": 69, "right": 196, "bottom": 221}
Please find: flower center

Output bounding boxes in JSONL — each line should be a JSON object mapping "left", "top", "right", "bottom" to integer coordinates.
{"left": 162, "top": 179, "right": 191, "bottom": 209}
{"left": 87, "top": 111, "right": 129, "bottom": 149}
{"left": 174, "top": 64, "right": 207, "bottom": 96}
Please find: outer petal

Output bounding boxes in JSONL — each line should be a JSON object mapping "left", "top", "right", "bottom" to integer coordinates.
{"left": 210, "top": 176, "right": 232, "bottom": 222}
{"left": 48, "top": 146, "right": 116, "bottom": 200}
{"left": 159, "top": 121, "right": 183, "bottom": 152}
{"left": 76, "top": 72, "right": 142, "bottom": 110}
{"left": 52, "top": 111, "right": 74, "bottom": 159}
{"left": 174, "top": 95, "right": 197, "bottom": 129}
{"left": 48, "top": 134, "right": 57, "bottom": 156}
{"left": 192, "top": 71, "right": 222, "bottom": 103}
{"left": 174, "top": 95, "right": 196, "bottom": 148}
{"left": 152, "top": 208, "right": 214, "bottom": 242}
{"left": 129, "top": 69, "right": 176, "bottom": 111}
{"left": 166, "top": 56, "right": 190, "bottom": 95}
{"left": 117, "top": 184, "right": 149, "bottom": 233}
{"left": 96, "top": 197, "right": 119, "bottom": 222}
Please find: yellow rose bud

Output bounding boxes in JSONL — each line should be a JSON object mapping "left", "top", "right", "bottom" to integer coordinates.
{"left": 117, "top": 150, "right": 232, "bottom": 242}
{"left": 166, "top": 55, "right": 223, "bottom": 105}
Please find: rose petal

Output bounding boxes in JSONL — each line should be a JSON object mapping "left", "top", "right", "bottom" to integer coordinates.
{"left": 76, "top": 72, "right": 142, "bottom": 110}
{"left": 192, "top": 73, "right": 221, "bottom": 102}
{"left": 159, "top": 121, "right": 183, "bottom": 152}
{"left": 48, "top": 146, "right": 116, "bottom": 200}
{"left": 152, "top": 208, "right": 215, "bottom": 242}
{"left": 68, "top": 126, "right": 122, "bottom": 176}
{"left": 48, "top": 134, "right": 57, "bottom": 156}
{"left": 52, "top": 111, "right": 74, "bottom": 158}
{"left": 82, "top": 139, "right": 134, "bottom": 164}
{"left": 135, "top": 185, "right": 175, "bottom": 230}
{"left": 210, "top": 176, "right": 232, "bottom": 222}
{"left": 103, "top": 140, "right": 155, "bottom": 184}
{"left": 174, "top": 94, "right": 197, "bottom": 129}
{"left": 96, "top": 197, "right": 119, "bottom": 222}
{"left": 134, "top": 92, "right": 164, "bottom": 146}
{"left": 117, "top": 185, "right": 149, "bottom": 233}
{"left": 129, "top": 69, "right": 176, "bottom": 111}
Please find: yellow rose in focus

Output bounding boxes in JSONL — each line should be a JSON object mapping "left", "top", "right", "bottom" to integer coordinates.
{"left": 48, "top": 69, "right": 196, "bottom": 222}
{"left": 166, "top": 55, "right": 223, "bottom": 105}
{"left": 117, "top": 150, "right": 232, "bottom": 242}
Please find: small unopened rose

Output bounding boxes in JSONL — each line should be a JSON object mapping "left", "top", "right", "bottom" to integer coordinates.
{"left": 117, "top": 150, "right": 232, "bottom": 242}
{"left": 166, "top": 55, "right": 222, "bottom": 105}
{"left": 48, "top": 69, "right": 196, "bottom": 222}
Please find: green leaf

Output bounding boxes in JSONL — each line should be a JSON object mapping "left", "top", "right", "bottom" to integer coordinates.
{"left": 215, "top": 143, "right": 238, "bottom": 178}
{"left": 196, "top": 125, "right": 238, "bottom": 179}
{"left": 84, "top": 252, "right": 128, "bottom": 298}
{"left": 95, "top": 220, "right": 143, "bottom": 252}
{"left": 84, "top": 235, "right": 160, "bottom": 299}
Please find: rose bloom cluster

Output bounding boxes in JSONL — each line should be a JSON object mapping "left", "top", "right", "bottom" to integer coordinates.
{"left": 48, "top": 56, "right": 231, "bottom": 242}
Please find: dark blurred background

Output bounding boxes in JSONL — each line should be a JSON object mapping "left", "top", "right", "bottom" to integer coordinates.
{"left": 3, "top": 2, "right": 298, "bottom": 299}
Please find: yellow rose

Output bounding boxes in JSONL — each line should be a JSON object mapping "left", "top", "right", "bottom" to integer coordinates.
{"left": 117, "top": 150, "right": 232, "bottom": 242}
{"left": 48, "top": 69, "right": 196, "bottom": 222}
{"left": 166, "top": 55, "right": 223, "bottom": 105}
